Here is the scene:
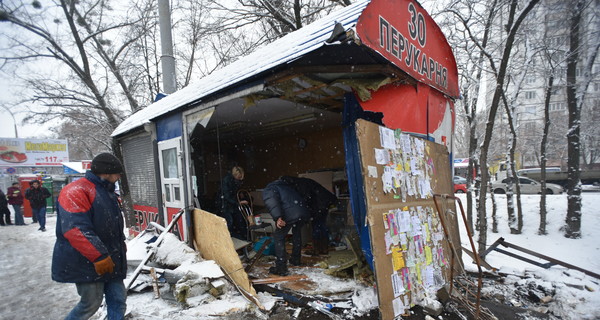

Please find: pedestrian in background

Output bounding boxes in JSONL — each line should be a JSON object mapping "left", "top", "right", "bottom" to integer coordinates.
{"left": 0, "top": 188, "right": 11, "bottom": 226}
{"left": 52, "top": 152, "right": 127, "bottom": 320}
{"left": 7, "top": 182, "right": 25, "bottom": 225}
{"left": 25, "top": 180, "right": 51, "bottom": 231}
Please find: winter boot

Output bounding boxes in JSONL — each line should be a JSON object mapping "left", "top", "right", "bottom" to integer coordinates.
{"left": 269, "top": 265, "right": 289, "bottom": 276}
{"left": 318, "top": 238, "right": 330, "bottom": 255}
{"left": 289, "top": 257, "right": 302, "bottom": 266}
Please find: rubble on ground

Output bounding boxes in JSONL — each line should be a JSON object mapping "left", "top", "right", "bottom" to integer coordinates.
{"left": 119, "top": 229, "right": 381, "bottom": 319}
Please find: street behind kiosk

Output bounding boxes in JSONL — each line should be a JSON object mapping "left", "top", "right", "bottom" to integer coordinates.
{"left": 112, "top": 0, "right": 460, "bottom": 318}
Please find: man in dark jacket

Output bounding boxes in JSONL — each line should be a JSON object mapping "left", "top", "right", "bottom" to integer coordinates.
{"left": 262, "top": 179, "right": 310, "bottom": 276}
{"left": 0, "top": 188, "right": 11, "bottom": 226}
{"left": 216, "top": 166, "right": 247, "bottom": 240}
{"left": 52, "top": 153, "right": 127, "bottom": 320}
{"left": 280, "top": 176, "right": 337, "bottom": 255}
{"left": 7, "top": 182, "right": 25, "bottom": 225}
{"left": 24, "top": 180, "right": 51, "bottom": 231}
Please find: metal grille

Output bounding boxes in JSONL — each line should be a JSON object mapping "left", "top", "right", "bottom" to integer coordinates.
{"left": 121, "top": 134, "right": 157, "bottom": 207}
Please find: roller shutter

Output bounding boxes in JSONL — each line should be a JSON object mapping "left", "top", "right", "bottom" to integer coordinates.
{"left": 121, "top": 134, "right": 158, "bottom": 207}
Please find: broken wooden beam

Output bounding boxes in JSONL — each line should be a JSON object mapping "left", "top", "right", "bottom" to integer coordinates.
{"left": 462, "top": 246, "right": 495, "bottom": 271}
{"left": 150, "top": 267, "right": 160, "bottom": 299}
{"left": 251, "top": 274, "right": 308, "bottom": 284}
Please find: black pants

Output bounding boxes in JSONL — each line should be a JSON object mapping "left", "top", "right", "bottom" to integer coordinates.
{"left": 0, "top": 207, "right": 11, "bottom": 225}
{"left": 273, "top": 220, "right": 303, "bottom": 269}
{"left": 220, "top": 207, "right": 248, "bottom": 241}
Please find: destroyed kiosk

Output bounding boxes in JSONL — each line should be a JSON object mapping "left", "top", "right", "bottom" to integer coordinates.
{"left": 111, "top": 0, "right": 462, "bottom": 318}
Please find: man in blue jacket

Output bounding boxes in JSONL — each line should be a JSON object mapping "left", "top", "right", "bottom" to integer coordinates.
{"left": 262, "top": 178, "right": 310, "bottom": 276}
{"left": 52, "top": 153, "right": 127, "bottom": 320}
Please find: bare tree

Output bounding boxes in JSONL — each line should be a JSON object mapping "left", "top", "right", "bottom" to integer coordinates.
{"left": 0, "top": 0, "right": 146, "bottom": 149}
{"left": 475, "top": 0, "right": 540, "bottom": 253}
{"left": 432, "top": 0, "right": 500, "bottom": 233}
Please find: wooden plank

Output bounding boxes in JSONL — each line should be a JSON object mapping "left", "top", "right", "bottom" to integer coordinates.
{"left": 193, "top": 209, "right": 263, "bottom": 309}
{"left": 461, "top": 246, "right": 495, "bottom": 271}
{"left": 251, "top": 274, "right": 308, "bottom": 284}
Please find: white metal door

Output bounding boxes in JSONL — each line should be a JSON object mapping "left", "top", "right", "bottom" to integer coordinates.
{"left": 158, "top": 138, "right": 184, "bottom": 215}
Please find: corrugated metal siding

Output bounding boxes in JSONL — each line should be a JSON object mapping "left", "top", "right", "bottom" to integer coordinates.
{"left": 121, "top": 134, "right": 158, "bottom": 207}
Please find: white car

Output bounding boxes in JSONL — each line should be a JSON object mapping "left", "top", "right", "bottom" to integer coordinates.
{"left": 492, "top": 177, "right": 563, "bottom": 195}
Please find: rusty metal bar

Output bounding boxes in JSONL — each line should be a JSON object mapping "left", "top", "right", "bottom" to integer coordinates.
{"left": 479, "top": 237, "right": 504, "bottom": 259}
{"left": 490, "top": 237, "right": 600, "bottom": 279}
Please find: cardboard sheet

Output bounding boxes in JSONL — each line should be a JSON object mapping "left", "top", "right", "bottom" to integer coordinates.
{"left": 193, "top": 209, "right": 263, "bottom": 309}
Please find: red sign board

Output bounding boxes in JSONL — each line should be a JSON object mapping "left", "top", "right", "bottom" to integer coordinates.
{"left": 131, "top": 204, "right": 160, "bottom": 236}
{"left": 357, "top": 0, "right": 459, "bottom": 98}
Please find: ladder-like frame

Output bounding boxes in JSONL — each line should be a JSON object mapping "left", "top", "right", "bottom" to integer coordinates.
{"left": 432, "top": 194, "right": 496, "bottom": 320}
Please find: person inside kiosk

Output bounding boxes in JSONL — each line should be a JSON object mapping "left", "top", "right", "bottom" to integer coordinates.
{"left": 215, "top": 166, "right": 248, "bottom": 240}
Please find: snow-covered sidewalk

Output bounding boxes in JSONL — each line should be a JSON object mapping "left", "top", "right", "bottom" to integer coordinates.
{"left": 1, "top": 193, "right": 599, "bottom": 319}
{"left": 457, "top": 192, "right": 600, "bottom": 319}
{"left": 0, "top": 214, "right": 79, "bottom": 319}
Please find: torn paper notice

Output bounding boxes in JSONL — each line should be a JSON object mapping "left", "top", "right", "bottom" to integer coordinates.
{"left": 375, "top": 148, "right": 390, "bottom": 165}
{"left": 379, "top": 126, "right": 397, "bottom": 149}
{"left": 391, "top": 272, "right": 405, "bottom": 297}
{"left": 368, "top": 165, "right": 378, "bottom": 178}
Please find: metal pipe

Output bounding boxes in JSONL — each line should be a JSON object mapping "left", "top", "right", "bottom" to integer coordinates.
{"left": 158, "top": 0, "right": 177, "bottom": 94}
{"left": 0, "top": 105, "right": 19, "bottom": 138}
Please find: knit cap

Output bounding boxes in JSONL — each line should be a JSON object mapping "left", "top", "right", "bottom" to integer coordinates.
{"left": 91, "top": 153, "right": 124, "bottom": 174}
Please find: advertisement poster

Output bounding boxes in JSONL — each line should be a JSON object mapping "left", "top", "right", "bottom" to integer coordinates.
{"left": 0, "top": 138, "right": 69, "bottom": 167}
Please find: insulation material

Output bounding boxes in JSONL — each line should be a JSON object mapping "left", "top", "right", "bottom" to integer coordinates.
{"left": 354, "top": 119, "right": 459, "bottom": 320}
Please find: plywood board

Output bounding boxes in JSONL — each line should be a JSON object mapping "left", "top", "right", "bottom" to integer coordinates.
{"left": 354, "top": 119, "right": 459, "bottom": 320}
{"left": 193, "top": 209, "right": 263, "bottom": 308}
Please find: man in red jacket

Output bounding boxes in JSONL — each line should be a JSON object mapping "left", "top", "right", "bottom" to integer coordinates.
{"left": 7, "top": 182, "right": 25, "bottom": 225}
{"left": 52, "top": 153, "right": 127, "bottom": 320}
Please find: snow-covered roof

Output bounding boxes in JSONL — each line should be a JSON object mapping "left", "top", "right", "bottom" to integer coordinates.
{"left": 62, "top": 161, "right": 88, "bottom": 174}
{"left": 112, "top": 0, "right": 371, "bottom": 137}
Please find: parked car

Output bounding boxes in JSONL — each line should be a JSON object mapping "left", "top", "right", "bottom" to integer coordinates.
{"left": 453, "top": 176, "right": 467, "bottom": 193}
{"left": 492, "top": 177, "right": 563, "bottom": 195}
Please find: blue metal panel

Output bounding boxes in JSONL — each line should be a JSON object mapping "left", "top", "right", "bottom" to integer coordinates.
{"left": 156, "top": 112, "right": 182, "bottom": 142}
{"left": 342, "top": 93, "right": 383, "bottom": 270}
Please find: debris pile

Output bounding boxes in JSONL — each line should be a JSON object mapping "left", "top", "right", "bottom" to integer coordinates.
{"left": 119, "top": 228, "right": 380, "bottom": 319}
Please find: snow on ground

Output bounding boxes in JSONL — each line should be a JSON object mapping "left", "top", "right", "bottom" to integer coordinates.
{"left": 456, "top": 192, "right": 600, "bottom": 320}
{"left": 0, "top": 192, "right": 598, "bottom": 319}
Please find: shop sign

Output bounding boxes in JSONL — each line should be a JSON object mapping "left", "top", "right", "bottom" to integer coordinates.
{"left": 0, "top": 138, "right": 69, "bottom": 167}
{"left": 357, "top": 0, "right": 459, "bottom": 98}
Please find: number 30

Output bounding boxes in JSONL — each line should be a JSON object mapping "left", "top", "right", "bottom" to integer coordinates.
{"left": 408, "top": 3, "right": 426, "bottom": 47}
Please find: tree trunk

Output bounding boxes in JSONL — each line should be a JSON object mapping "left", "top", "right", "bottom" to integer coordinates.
{"left": 564, "top": 1, "right": 583, "bottom": 238}
{"left": 501, "top": 93, "right": 523, "bottom": 234}
{"left": 539, "top": 74, "right": 554, "bottom": 235}
{"left": 490, "top": 178, "right": 498, "bottom": 233}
